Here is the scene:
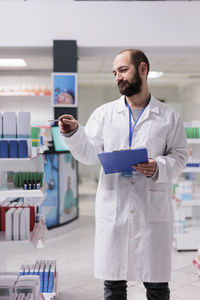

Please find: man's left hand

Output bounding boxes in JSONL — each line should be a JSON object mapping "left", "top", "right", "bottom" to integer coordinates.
{"left": 133, "top": 158, "right": 157, "bottom": 177}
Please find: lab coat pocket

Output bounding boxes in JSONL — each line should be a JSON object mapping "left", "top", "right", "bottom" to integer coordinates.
{"left": 96, "top": 190, "right": 117, "bottom": 221}
{"left": 148, "top": 191, "right": 170, "bottom": 222}
{"left": 148, "top": 135, "right": 166, "bottom": 158}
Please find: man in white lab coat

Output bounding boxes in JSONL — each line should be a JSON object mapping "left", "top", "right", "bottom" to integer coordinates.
{"left": 58, "top": 49, "right": 188, "bottom": 300}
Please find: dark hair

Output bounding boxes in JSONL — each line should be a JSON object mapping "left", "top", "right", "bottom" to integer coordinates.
{"left": 119, "top": 49, "right": 150, "bottom": 76}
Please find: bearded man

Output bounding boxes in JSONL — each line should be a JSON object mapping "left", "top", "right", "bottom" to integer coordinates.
{"left": 58, "top": 49, "right": 188, "bottom": 300}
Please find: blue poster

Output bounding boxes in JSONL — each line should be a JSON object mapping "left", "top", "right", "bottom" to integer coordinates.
{"left": 59, "top": 153, "right": 78, "bottom": 224}
{"left": 52, "top": 73, "right": 78, "bottom": 107}
{"left": 40, "top": 154, "right": 59, "bottom": 228}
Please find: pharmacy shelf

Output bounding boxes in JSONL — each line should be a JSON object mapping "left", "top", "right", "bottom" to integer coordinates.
{"left": 183, "top": 167, "right": 200, "bottom": 173}
{"left": 0, "top": 235, "right": 34, "bottom": 251}
{"left": 0, "top": 155, "right": 43, "bottom": 164}
{"left": 0, "top": 272, "right": 57, "bottom": 300}
{"left": 43, "top": 273, "right": 58, "bottom": 300}
{"left": 0, "top": 155, "right": 42, "bottom": 161}
{"left": 187, "top": 139, "right": 200, "bottom": 144}
{"left": 180, "top": 200, "right": 200, "bottom": 206}
{"left": 174, "top": 218, "right": 200, "bottom": 250}
{"left": 174, "top": 230, "right": 200, "bottom": 251}
{"left": 0, "top": 188, "right": 44, "bottom": 202}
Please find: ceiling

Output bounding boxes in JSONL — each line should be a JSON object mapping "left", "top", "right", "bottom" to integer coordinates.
{"left": 0, "top": 46, "right": 200, "bottom": 88}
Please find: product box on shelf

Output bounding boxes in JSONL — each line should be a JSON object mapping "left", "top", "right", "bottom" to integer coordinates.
{"left": 0, "top": 200, "right": 36, "bottom": 241}
{"left": 17, "top": 112, "right": 31, "bottom": 139}
{"left": 19, "top": 260, "right": 57, "bottom": 295}
{"left": 3, "top": 112, "right": 17, "bottom": 139}
{"left": 0, "top": 112, "right": 2, "bottom": 139}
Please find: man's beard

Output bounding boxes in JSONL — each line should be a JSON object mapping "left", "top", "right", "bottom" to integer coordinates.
{"left": 118, "top": 69, "right": 142, "bottom": 96}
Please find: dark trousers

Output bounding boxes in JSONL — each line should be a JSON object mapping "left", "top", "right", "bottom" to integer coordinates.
{"left": 104, "top": 280, "right": 170, "bottom": 300}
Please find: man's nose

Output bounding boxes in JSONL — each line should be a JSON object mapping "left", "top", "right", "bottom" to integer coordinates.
{"left": 116, "top": 73, "right": 122, "bottom": 83}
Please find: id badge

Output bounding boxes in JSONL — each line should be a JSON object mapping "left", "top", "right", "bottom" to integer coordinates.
{"left": 121, "top": 171, "right": 133, "bottom": 177}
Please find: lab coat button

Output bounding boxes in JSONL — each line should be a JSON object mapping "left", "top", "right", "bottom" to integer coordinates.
{"left": 130, "top": 209, "right": 135, "bottom": 214}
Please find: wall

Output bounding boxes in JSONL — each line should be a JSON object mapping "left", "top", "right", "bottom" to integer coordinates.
{"left": 180, "top": 82, "right": 200, "bottom": 122}
{"left": 0, "top": 2, "right": 200, "bottom": 47}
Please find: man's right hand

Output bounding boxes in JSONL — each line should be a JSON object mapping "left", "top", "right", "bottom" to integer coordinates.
{"left": 58, "top": 114, "right": 78, "bottom": 134}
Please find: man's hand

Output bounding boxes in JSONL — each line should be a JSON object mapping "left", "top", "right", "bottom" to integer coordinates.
{"left": 133, "top": 158, "right": 157, "bottom": 177}
{"left": 58, "top": 114, "right": 78, "bottom": 134}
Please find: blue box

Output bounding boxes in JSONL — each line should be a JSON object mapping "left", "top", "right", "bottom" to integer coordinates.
{"left": 18, "top": 140, "right": 28, "bottom": 158}
{"left": 0, "top": 140, "right": 9, "bottom": 158}
{"left": 9, "top": 140, "right": 18, "bottom": 158}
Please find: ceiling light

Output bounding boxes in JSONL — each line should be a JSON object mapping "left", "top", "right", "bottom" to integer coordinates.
{"left": 0, "top": 59, "right": 27, "bottom": 67}
{"left": 148, "top": 71, "right": 164, "bottom": 79}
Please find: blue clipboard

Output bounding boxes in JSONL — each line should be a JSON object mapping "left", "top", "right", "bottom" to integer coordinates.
{"left": 98, "top": 147, "right": 148, "bottom": 174}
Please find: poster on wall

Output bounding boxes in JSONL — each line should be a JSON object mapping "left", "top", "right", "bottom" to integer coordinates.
{"left": 40, "top": 154, "right": 59, "bottom": 228}
{"left": 59, "top": 153, "right": 78, "bottom": 224}
{"left": 52, "top": 72, "right": 78, "bottom": 107}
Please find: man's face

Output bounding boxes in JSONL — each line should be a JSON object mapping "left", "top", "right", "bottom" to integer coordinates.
{"left": 113, "top": 53, "right": 142, "bottom": 96}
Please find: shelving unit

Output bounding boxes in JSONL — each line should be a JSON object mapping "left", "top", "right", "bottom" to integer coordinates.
{"left": 0, "top": 188, "right": 44, "bottom": 202}
{"left": 187, "top": 139, "right": 200, "bottom": 144}
{"left": 173, "top": 135, "right": 200, "bottom": 251}
{"left": 183, "top": 168, "right": 200, "bottom": 173}
{"left": 0, "top": 272, "right": 57, "bottom": 300}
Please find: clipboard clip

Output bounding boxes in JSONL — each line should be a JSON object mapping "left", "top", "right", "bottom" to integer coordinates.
{"left": 112, "top": 148, "right": 131, "bottom": 152}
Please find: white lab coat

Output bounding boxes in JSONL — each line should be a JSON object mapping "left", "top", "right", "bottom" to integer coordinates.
{"left": 63, "top": 95, "right": 188, "bottom": 282}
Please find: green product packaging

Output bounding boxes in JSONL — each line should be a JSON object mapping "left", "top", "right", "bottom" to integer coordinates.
{"left": 25, "top": 172, "right": 29, "bottom": 182}
{"left": 191, "top": 128, "right": 195, "bottom": 139}
{"left": 187, "top": 127, "right": 191, "bottom": 138}
{"left": 36, "top": 172, "right": 40, "bottom": 182}
{"left": 195, "top": 128, "right": 198, "bottom": 139}
{"left": 33, "top": 172, "right": 36, "bottom": 181}
{"left": 31, "top": 127, "right": 40, "bottom": 147}
{"left": 32, "top": 141, "right": 40, "bottom": 147}
{"left": 14, "top": 172, "right": 19, "bottom": 188}
{"left": 31, "top": 127, "right": 40, "bottom": 139}
{"left": 196, "top": 128, "right": 200, "bottom": 139}
{"left": 18, "top": 172, "right": 23, "bottom": 188}
{"left": 40, "top": 172, "right": 44, "bottom": 186}
{"left": 185, "top": 128, "right": 189, "bottom": 138}
{"left": 22, "top": 172, "right": 26, "bottom": 185}
{"left": 29, "top": 172, "right": 33, "bottom": 182}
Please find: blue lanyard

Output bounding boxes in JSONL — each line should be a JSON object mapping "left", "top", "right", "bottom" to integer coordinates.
{"left": 125, "top": 99, "right": 145, "bottom": 148}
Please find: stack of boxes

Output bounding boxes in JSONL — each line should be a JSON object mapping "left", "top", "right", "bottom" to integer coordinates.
{"left": 0, "top": 200, "right": 36, "bottom": 241}
{"left": 185, "top": 127, "right": 200, "bottom": 139}
{"left": 19, "top": 260, "right": 56, "bottom": 294}
{"left": 0, "top": 112, "right": 31, "bottom": 158}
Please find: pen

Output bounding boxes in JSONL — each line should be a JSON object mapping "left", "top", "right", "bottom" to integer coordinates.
{"left": 48, "top": 119, "right": 59, "bottom": 122}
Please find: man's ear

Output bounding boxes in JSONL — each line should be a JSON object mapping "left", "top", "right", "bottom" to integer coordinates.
{"left": 140, "top": 62, "right": 147, "bottom": 75}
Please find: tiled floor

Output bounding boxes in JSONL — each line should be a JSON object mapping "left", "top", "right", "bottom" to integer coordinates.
{"left": 2, "top": 180, "right": 200, "bottom": 299}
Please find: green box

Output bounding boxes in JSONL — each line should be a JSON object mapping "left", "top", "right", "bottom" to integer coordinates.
{"left": 31, "top": 127, "right": 40, "bottom": 139}
{"left": 196, "top": 128, "right": 200, "bottom": 138}
{"left": 191, "top": 128, "right": 195, "bottom": 138}
{"left": 185, "top": 128, "right": 189, "bottom": 138}
{"left": 14, "top": 172, "right": 19, "bottom": 187}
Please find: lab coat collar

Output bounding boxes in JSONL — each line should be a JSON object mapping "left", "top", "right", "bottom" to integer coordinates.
{"left": 117, "top": 95, "right": 160, "bottom": 114}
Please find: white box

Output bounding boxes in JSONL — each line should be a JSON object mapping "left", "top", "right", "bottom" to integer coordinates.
{"left": 13, "top": 208, "right": 23, "bottom": 241}
{"left": 5, "top": 208, "right": 16, "bottom": 241}
{"left": 0, "top": 112, "right": 2, "bottom": 138}
{"left": 20, "top": 208, "right": 30, "bottom": 240}
{"left": 3, "top": 112, "right": 17, "bottom": 138}
{"left": 17, "top": 112, "right": 31, "bottom": 138}
{"left": 0, "top": 274, "right": 18, "bottom": 300}
{"left": 14, "top": 276, "right": 40, "bottom": 300}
